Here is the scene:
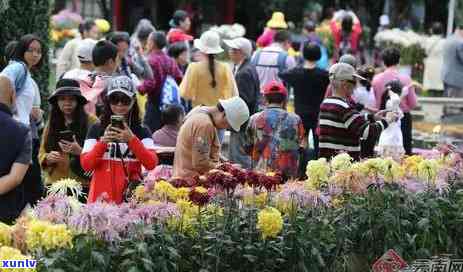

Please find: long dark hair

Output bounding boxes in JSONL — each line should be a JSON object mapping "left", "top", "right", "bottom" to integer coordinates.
{"left": 207, "top": 54, "right": 217, "bottom": 88}
{"left": 45, "top": 100, "right": 89, "bottom": 152}
{"left": 99, "top": 95, "right": 141, "bottom": 135}
{"left": 380, "top": 80, "right": 403, "bottom": 110}
{"left": 13, "top": 34, "right": 44, "bottom": 69}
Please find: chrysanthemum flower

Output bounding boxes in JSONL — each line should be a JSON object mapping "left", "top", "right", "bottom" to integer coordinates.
{"left": 48, "top": 178, "right": 83, "bottom": 199}
{"left": 306, "top": 158, "right": 330, "bottom": 190}
{"left": 331, "top": 153, "right": 353, "bottom": 172}
{"left": 0, "top": 223, "right": 12, "bottom": 247}
{"left": 257, "top": 207, "right": 283, "bottom": 239}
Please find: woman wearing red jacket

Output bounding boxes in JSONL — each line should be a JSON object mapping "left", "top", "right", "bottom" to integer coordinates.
{"left": 81, "top": 76, "right": 157, "bottom": 203}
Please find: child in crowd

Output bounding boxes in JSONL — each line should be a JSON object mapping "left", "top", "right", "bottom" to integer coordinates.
{"left": 148, "top": 104, "right": 185, "bottom": 180}
{"left": 377, "top": 79, "right": 407, "bottom": 158}
{"left": 152, "top": 104, "right": 185, "bottom": 148}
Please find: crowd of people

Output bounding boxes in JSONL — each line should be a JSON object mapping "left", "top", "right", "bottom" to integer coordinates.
{"left": 7, "top": 8, "right": 461, "bottom": 223}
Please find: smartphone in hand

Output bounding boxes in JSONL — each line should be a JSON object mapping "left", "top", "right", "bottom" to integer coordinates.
{"left": 111, "top": 115, "right": 124, "bottom": 129}
{"left": 59, "top": 130, "right": 74, "bottom": 142}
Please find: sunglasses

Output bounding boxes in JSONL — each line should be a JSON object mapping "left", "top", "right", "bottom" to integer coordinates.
{"left": 109, "top": 94, "right": 132, "bottom": 106}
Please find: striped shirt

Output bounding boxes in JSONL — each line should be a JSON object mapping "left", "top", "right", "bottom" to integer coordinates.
{"left": 318, "top": 97, "right": 388, "bottom": 160}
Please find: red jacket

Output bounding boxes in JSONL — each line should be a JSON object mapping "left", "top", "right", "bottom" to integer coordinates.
{"left": 81, "top": 123, "right": 157, "bottom": 204}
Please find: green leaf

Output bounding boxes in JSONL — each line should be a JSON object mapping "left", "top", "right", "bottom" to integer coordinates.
{"left": 91, "top": 251, "right": 106, "bottom": 266}
{"left": 417, "top": 218, "right": 430, "bottom": 230}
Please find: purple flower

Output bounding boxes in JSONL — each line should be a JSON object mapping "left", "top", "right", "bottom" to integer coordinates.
{"left": 276, "top": 182, "right": 327, "bottom": 209}
{"left": 401, "top": 179, "right": 426, "bottom": 194}
{"left": 130, "top": 203, "right": 179, "bottom": 225}
{"left": 34, "top": 195, "right": 79, "bottom": 224}
{"left": 68, "top": 201, "right": 180, "bottom": 242}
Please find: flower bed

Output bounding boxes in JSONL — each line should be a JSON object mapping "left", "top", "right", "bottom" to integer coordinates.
{"left": 4, "top": 152, "right": 463, "bottom": 271}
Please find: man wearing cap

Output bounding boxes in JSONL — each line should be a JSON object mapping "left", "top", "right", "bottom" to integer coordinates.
{"left": 244, "top": 81, "right": 305, "bottom": 180}
{"left": 173, "top": 97, "right": 249, "bottom": 178}
{"left": 0, "top": 76, "right": 32, "bottom": 223}
{"left": 224, "top": 37, "right": 260, "bottom": 169}
{"left": 319, "top": 63, "right": 395, "bottom": 160}
{"left": 62, "top": 38, "right": 97, "bottom": 81}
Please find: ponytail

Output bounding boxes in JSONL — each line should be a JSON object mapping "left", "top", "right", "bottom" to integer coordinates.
{"left": 207, "top": 54, "right": 217, "bottom": 88}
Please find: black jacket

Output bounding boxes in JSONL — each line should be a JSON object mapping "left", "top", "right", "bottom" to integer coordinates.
{"left": 234, "top": 58, "right": 260, "bottom": 115}
{"left": 0, "top": 103, "right": 30, "bottom": 223}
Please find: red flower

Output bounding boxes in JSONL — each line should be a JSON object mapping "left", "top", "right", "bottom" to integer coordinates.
{"left": 230, "top": 168, "right": 247, "bottom": 185}
{"left": 259, "top": 173, "right": 282, "bottom": 191}
{"left": 170, "top": 177, "right": 198, "bottom": 188}
{"left": 189, "top": 186, "right": 210, "bottom": 206}
{"left": 246, "top": 170, "right": 261, "bottom": 187}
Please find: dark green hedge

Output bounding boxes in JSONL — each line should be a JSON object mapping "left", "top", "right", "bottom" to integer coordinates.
{"left": 0, "top": 0, "right": 51, "bottom": 103}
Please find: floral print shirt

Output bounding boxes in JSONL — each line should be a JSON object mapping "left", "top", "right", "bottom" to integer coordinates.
{"left": 245, "top": 107, "right": 305, "bottom": 178}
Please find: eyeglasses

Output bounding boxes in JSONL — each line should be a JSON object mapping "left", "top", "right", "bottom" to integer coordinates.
{"left": 109, "top": 94, "right": 132, "bottom": 106}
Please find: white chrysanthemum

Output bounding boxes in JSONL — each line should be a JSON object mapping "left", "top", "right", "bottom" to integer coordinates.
{"left": 48, "top": 178, "right": 83, "bottom": 198}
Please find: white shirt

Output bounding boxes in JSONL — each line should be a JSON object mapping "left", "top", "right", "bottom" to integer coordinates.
{"left": 14, "top": 76, "right": 37, "bottom": 126}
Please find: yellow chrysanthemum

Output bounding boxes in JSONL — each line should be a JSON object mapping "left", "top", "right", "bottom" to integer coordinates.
{"left": 257, "top": 207, "right": 283, "bottom": 239}
{"left": 133, "top": 185, "right": 146, "bottom": 201}
{"left": 358, "top": 158, "right": 387, "bottom": 177}
{"left": 243, "top": 191, "right": 268, "bottom": 208}
{"left": 174, "top": 187, "right": 190, "bottom": 201}
{"left": 205, "top": 204, "right": 223, "bottom": 217}
{"left": 382, "top": 158, "right": 404, "bottom": 183}
{"left": 0, "top": 246, "right": 35, "bottom": 272}
{"left": 331, "top": 153, "right": 353, "bottom": 172}
{"left": 306, "top": 158, "right": 330, "bottom": 189}
{"left": 167, "top": 200, "right": 199, "bottom": 235}
{"left": 25, "top": 219, "right": 73, "bottom": 251}
{"left": 153, "top": 180, "right": 177, "bottom": 201}
{"left": 402, "top": 155, "right": 424, "bottom": 177}
{"left": 417, "top": 159, "right": 440, "bottom": 183}
{"left": 0, "top": 223, "right": 11, "bottom": 247}
{"left": 331, "top": 196, "right": 346, "bottom": 208}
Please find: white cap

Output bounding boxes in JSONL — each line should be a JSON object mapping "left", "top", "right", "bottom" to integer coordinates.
{"left": 380, "top": 15, "right": 390, "bottom": 26}
{"left": 194, "top": 30, "right": 224, "bottom": 54}
{"left": 77, "top": 39, "right": 97, "bottom": 62}
{"left": 224, "top": 37, "right": 253, "bottom": 57}
{"left": 106, "top": 76, "right": 136, "bottom": 98}
{"left": 219, "top": 96, "right": 250, "bottom": 132}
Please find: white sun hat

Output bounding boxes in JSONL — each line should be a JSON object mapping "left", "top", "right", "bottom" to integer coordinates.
{"left": 219, "top": 96, "right": 250, "bottom": 132}
{"left": 194, "top": 30, "right": 224, "bottom": 54}
{"left": 224, "top": 37, "right": 253, "bottom": 57}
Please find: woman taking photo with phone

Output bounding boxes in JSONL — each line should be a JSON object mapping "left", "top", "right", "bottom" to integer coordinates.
{"left": 81, "top": 76, "right": 157, "bottom": 204}
{"left": 39, "top": 78, "right": 96, "bottom": 197}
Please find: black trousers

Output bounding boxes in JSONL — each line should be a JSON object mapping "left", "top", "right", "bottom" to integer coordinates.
{"left": 23, "top": 139, "right": 44, "bottom": 206}
{"left": 401, "top": 112, "right": 413, "bottom": 155}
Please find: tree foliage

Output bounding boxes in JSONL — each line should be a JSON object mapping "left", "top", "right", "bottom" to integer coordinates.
{"left": 0, "top": 0, "right": 51, "bottom": 99}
